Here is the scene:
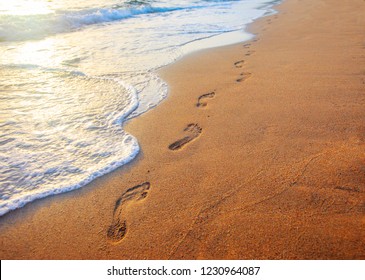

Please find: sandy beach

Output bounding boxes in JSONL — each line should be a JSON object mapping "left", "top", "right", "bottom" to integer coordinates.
{"left": 0, "top": 0, "right": 364, "bottom": 259}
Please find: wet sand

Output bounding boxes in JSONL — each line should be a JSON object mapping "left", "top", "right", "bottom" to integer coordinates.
{"left": 0, "top": 0, "right": 364, "bottom": 259}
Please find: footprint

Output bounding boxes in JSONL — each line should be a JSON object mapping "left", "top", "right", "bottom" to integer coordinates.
{"left": 243, "top": 43, "right": 251, "bottom": 48}
{"left": 169, "top": 123, "right": 202, "bottom": 150}
{"left": 236, "top": 72, "right": 252, "bottom": 82}
{"left": 234, "top": 60, "right": 244, "bottom": 68}
{"left": 107, "top": 182, "right": 151, "bottom": 243}
{"left": 197, "top": 92, "right": 215, "bottom": 108}
{"left": 245, "top": 50, "right": 256, "bottom": 56}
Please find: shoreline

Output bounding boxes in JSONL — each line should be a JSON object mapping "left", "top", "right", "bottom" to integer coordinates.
{"left": 0, "top": 2, "right": 277, "bottom": 219}
{"left": 1, "top": 0, "right": 365, "bottom": 259}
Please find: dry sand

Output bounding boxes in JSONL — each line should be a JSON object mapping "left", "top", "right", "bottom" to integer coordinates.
{"left": 0, "top": 0, "right": 364, "bottom": 259}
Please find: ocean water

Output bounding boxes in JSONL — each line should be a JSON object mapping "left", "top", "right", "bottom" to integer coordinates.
{"left": 0, "top": 0, "right": 278, "bottom": 216}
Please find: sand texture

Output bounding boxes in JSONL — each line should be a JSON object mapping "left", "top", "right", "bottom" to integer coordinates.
{"left": 0, "top": 0, "right": 364, "bottom": 259}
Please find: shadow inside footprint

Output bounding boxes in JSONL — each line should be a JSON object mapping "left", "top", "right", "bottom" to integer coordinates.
{"left": 236, "top": 72, "right": 252, "bottom": 82}
{"left": 245, "top": 50, "right": 256, "bottom": 56}
{"left": 234, "top": 60, "right": 244, "bottom": 68}
{"left": 197, "top": 92, "right": 215, "bottom": 107}
{"left": 169, "top": 123, "right": 202, "bottom": 150}
{"left": 107, "top": 182, "right": 150, "bottom": 243}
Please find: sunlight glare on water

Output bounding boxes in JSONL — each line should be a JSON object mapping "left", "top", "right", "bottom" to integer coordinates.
{"left": 0, "top": 0, "right": 53, "bottom": 15}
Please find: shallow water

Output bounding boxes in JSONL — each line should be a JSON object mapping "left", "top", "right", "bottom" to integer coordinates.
{"left": 0, "top": 0, "right": 278, "bottom": 215}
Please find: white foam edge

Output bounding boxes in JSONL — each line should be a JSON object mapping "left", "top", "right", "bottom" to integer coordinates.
{"left": 0, "top": 135, "right": 140, "bottom": 217}
{"left": 126, "top": 73, "right": 168, "bottom": 120}
{"left": 0, "top": 76, "right": 141, "bottom": 217}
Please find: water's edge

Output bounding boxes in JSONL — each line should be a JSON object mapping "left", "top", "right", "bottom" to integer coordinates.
{"left": 0, "top": 1, "right": 281, "bottom": 217}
